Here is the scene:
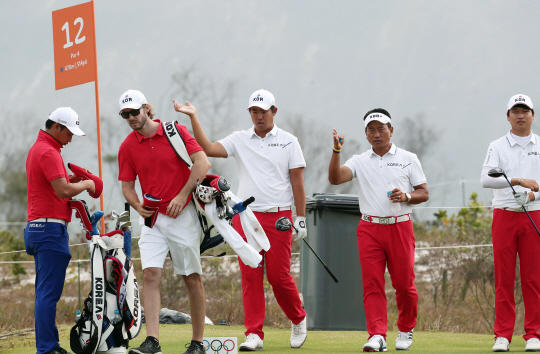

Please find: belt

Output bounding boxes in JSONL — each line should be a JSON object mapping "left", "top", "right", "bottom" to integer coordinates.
{"left": 29, "top": 218, "right": 68, "bottom": 226}
{"left": 361, "top": 214, "right": 411, "bottom": 225}
{"left": 497, "top": 204, "right": 540, "bottom": 212}
{"left": 262, "top": 206, "right": 292, "bottom": 213}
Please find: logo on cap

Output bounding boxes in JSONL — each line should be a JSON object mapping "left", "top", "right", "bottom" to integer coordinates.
{"left": 122, "top": 97, "right": 132, "bottom": 104}
{"left": 253, "top": 96, "right": 264, "bottom": 102}
{"left": 515, "top": 97, "right": 526, "bottom": 103}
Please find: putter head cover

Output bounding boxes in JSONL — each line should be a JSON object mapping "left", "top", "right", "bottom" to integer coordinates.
{"left": 195, "top": 184, "right": 216, "bottom": 204}
{"left": 68, "top": 163, "right": 104, "bottom": 198}
{"left": 68, "top": 198, "right": 93, "bottom": 233}
{"left": 143, "top": 193, "right": 162, "bottom": 228}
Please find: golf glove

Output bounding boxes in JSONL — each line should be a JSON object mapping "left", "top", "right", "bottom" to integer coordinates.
{"left": 293, "top": 216, "right": 307, "bottom": 241}
{"left": 514, "top": 191, "right": 530, "bottom": 206}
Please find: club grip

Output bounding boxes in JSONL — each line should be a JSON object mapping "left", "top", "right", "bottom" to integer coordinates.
{"left": 243, "top": 196, "right": 255, "bottom": 207}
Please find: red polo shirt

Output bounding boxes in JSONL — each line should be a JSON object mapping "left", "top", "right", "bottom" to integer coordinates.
{"left": 118, "top": 120, "right": 203, "bottom": 215}
{"left": 26, "top": 130, "right": 72, "bottom": 222}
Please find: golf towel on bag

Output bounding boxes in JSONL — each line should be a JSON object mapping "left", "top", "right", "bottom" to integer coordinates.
{"left": 204, "top": 194, "right": 267, "bottom": 268}
{"left": 227, "top": 192, "right": 270, "bottom": 253}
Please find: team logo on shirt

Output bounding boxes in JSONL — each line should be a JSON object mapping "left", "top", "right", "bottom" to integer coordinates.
{"left": 387, "top": 162, "right": 403, "bottom": 168}
{"left": 529, "top": 152, "right": 540, "bottom": 156}
{"left": 268, "top": 142, "right": 292, "bottom": 148}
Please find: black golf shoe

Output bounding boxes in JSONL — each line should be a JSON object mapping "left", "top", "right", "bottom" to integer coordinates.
{"left": 129, "top": 337, "right": 163, "bottom": 354}
{"left": 49, "top": 346, "right": 73, "bottom": 354}
{"left": 182, "top": 341, "right": 205, "bottom": 354}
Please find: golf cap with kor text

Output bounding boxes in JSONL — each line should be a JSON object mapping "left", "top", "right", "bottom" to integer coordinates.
{"left": 119, "top": 89, "right": 148, "bottom": 114}
{"left": 248, "top": 89, "right": 275, "bottom": 110}
{"left": 364, "top": 112, "right": 391, "bottom": 128}
{"left": 507, "top": 94, "right": 533, "bottom": 110}
{"left": 48, "top": 107, "right": 85, "bottom": 136}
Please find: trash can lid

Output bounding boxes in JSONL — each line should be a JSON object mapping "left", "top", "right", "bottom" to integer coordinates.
{"left": 306, "top": 193, "right": 360, "bottom": 213}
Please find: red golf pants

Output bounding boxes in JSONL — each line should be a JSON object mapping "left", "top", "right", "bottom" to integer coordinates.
{"left": 234, "top": 210, "right": 306, "bottom": 340}
{"left": 357, "top": 219, "right": 417, "bottom": 339}
{"left": 492, "top": 209, "right": 540, "bottom": 342}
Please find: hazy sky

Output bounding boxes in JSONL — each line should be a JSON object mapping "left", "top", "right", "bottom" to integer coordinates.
{"left": 2, "top": 0, "right": 540, "bottom": 222}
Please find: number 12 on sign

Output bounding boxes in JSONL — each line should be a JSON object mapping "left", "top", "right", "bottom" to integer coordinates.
{"left": 62, "top": 17, "right": 86, "bottom": 49}
{"left": 52, "top": 1, "right": 96, "bottom": 90}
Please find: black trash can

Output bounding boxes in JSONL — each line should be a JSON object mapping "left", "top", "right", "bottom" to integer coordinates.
{"left": 301, "top": 193, "right": 366, "bottom": 330}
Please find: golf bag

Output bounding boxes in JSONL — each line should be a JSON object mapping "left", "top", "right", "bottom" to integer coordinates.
{"left": 162, "top": 121, "right": 257, "bottom": 255}
{"left": 69, "top": 199, "right": 141, "bottom": 354}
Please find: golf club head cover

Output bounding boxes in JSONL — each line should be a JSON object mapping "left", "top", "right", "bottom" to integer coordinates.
{"left": 68, "top": 163, "right": 104, "bottom": 199}
{"left": 209, "top": 175, "right": 231, "bottom": 193}
{"left": 68, "top": 199, "right": 93, "bottom": 233}
{"left": 143, "top": 193, "right": 162, "bottom": 228}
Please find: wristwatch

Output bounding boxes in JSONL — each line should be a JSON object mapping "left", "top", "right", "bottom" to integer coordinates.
{"left": 405, "top": 193, "right": 412, "bottom": 203}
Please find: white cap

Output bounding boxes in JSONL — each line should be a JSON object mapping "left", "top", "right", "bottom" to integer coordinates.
{"left": 507, "top": 94, "right": 533, "bottom": 110}
{"left": 119, "top": 89, "right": 147, "bottom": 113}
{"left": 364, "top": 112, "right": 392, "bottom": 128}
{"left": 247, "top": 89, "right": 275, "bottom": 110}
{"left": 48, "top": 107, "right": 85, "bottom": 136}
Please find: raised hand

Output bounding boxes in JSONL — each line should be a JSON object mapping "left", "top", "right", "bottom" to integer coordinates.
{"left": 333, "top": 129, "right": 345, "bottom": 150}
{"left": 173, "top": 100, "right": 197, "bottom": 117}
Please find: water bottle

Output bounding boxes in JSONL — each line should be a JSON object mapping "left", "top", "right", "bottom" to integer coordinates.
{"left": 75, "top": 310, "right": 81, "bottom": 322}
{"left": 112, "top": 310, "right": 122, "bottom": 324}
{"left": 387, "top": 181, "right": 401, "bottom": 213}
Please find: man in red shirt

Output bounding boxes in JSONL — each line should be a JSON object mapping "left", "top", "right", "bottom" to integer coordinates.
{"left": 25, "top": 107, "right": 95, "bottom": 354}
{"left": 117, "top": 90, "right": 210, "bottom": 354}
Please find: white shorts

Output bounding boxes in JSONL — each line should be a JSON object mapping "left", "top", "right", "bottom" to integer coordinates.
{"left": 138, "top": 202, "right": 204, "bottom": 275}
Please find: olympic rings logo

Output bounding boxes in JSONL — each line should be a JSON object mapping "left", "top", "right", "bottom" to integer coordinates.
{"left": 203, "top": 339, "right": 236, "bottom": 353}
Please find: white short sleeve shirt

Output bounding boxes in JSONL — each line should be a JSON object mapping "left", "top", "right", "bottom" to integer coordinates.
{"left": 483, "top": 131, "right": 540, "bottom": 208}
{"left": 343, "top": 143, "right": 427, "bottom": 217}
{"left": 218, "top": 125, "right": 306, "bottom": 212}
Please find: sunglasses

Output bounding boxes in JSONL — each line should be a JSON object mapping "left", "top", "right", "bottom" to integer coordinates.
{"left": 120, "top": 105, "right": 145, "bottom": 119}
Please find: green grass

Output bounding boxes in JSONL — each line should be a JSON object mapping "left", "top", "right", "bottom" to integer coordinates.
{"left": 0, "top": 324, "right": 519, "bottom": 354}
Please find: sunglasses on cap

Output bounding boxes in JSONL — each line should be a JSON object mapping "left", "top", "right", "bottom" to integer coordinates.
{"left": 120, "top": 105, "right": 145, "bottom": 119}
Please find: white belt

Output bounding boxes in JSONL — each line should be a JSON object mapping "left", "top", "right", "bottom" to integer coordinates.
{"left": 29, "top": 218, "right": 68, "bottom": 226}
{"left": 361, "top": 214, "right": 411, "bottom": 225}
{"left": 262, "top": 206, "right": 292, "bottom": 213}
{"left": 496, "top": 205, "right": 540, "bottom": 212}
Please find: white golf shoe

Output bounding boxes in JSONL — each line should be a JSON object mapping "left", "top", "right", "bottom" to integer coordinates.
{"left": 363, "top": 335, "right": 387, "bottom": 352}
{"left": 395, "top": 329, "right": 413, "bottom": 350}
{"left": 239, "top": 333, "right": 263, "bottom": 351}
{"left": 492, "top": 337, "right": 509, "bottom": 352}
{"left": 526, "top": 337, "right": 540, "bottom": 352}
{"left": 290, "top": 316, "right": 307, "bottom": 348}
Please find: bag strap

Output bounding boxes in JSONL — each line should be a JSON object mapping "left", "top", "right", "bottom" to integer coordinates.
{"left": 163, "top": 121, "right": 193, "bottom": 169}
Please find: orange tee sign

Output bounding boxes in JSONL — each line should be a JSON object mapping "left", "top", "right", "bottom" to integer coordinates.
{"left": 52, "top": 1, "right": 96, "bottom": 90}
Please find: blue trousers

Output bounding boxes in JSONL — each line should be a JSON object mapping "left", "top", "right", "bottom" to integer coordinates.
{"left": 24, "top": 221, "right": 71, "bottom": 354}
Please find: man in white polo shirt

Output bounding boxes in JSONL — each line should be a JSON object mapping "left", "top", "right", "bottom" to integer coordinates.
{"left": 482, "top": 94, "right": 540, "bottom": 353}
{"left": 328, "top": 108, "right": 429, "bottom": 352}
{"left": 173, "top": 89, "right": 308, "bottom": 351}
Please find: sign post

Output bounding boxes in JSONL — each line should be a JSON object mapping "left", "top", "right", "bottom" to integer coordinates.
{"left": 52, "top": 1, "right": 105, "bottom": 231}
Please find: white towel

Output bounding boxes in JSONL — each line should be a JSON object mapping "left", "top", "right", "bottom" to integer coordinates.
{"left": 226, "top": 192, "right": 271, "bottom": 252}
{"left": 205, "top": 202, "right": 263, "bottom": 268}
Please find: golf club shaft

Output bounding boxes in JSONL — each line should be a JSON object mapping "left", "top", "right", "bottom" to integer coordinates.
{"left": 290, "top": 224, "right": 339, "bottom": 283}
{"left": 302, "top": 239, "right": 339, "bottom": 283}
{"left": 503, "top": 175, "right": 540, "bottom": 237}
